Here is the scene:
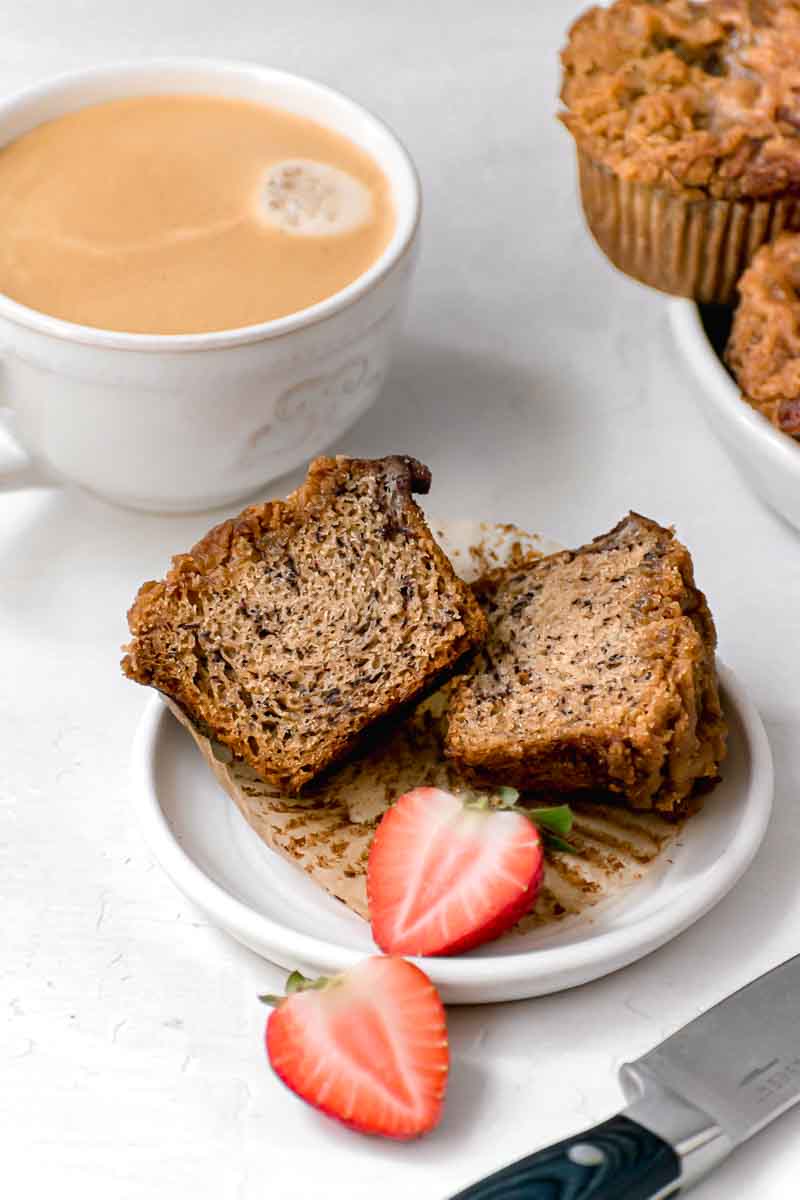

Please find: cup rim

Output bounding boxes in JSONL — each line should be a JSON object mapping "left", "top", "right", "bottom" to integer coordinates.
{"left": 0, "top": 57, "right": 422, "bottom": 353}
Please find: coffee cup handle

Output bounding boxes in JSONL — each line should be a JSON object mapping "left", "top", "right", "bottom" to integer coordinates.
{"left": 0, "top": 355, "right": 54, "bottom": 492}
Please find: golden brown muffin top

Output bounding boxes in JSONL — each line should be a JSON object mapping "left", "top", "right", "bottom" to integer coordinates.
{"left": 560, "top": 0, "right": 800, "bottom": 200}
{"left": 726, "top": 233, "right": 800, "bottom": 437}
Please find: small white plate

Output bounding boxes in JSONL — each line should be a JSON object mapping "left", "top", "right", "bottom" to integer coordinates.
{"left": 130, "top": 521, "right": 773, "bottom": 1004}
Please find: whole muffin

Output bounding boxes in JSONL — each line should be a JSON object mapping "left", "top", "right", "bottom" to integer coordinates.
{"left": 726, "top": 233, "right": 800, "bottom": 439}
{"left": 560, "top": 0, "right": 800, "bottom": 303}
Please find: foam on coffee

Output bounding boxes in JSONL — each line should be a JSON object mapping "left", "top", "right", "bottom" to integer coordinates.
{"left": 0, "top": 94, "right": 395, "bottom": 334}
{"left": 260, "top": 160, "right": 373, "bottom": 236}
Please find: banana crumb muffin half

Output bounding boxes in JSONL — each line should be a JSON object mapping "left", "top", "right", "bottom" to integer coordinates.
{"left": 445, "top": 514, "right": 727, "bottom": 816}
{"left": 560, "top": 0, "right": 800, "bottom": 301}
{"left": 726, "top": 232, "right": 800, "bottom": 439}
{"left": 123, "top": 455, "right": 487, "bottom": 794}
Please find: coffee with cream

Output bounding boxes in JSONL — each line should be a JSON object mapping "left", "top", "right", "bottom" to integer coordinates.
{"left": 0, "top": 94, "right": 394, "bottom": 334}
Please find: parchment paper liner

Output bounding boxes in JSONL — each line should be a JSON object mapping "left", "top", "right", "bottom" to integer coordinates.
{"left": 577, "top": 148, "right": 800, "bottom": 305}
{"left": 163, "top": 521, "right": 683, "bottom": 933}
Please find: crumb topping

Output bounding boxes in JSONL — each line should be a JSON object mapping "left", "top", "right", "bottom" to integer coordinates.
{"left": 560, "top": 0, "right": 800, "bottom": 199}
{"left": 727, "top": 232, "right": 800, "bottom": 437}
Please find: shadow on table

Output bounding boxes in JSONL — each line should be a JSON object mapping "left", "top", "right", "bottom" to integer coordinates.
{"left": 334, "top": 334, "right": 599, "bottom": 462}
{"left": 0, "top": 336, "right": 592, "bottom": 639}
{"left": 0, "top": 484, "right": 201, "bottom": 642}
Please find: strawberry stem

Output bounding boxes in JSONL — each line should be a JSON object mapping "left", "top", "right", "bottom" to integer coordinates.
{"left": 258, "top": 969, "right": 331, "bottom": 1006}
{"left": 286, "top": 970, "right": 314, "bottom": 994}
{"left": 450, "top": 787, "right": 580, "bottom": 852}
{"left": 495, "top": 786, "right": 520, "bottom": 806}
{"left": 463, "top": 786, "right": 576, "bottom": 845}
{"left": 463, "top": 790, "right": 491, "bottom": 811}
{"left": 491, "top": 790, "right": 577, "bottom": 852}
{"left": 258, "top": 993, "right": 284, "bottom": 1007}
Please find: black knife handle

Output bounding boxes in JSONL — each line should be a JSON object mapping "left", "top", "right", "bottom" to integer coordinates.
{"left": 449, "top": 1114, "right": 680, "bottom": 1200}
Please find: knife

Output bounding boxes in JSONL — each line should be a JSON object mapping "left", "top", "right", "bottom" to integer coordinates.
{"left": 450, "top": 953, "right": 800, "bottom": 1199}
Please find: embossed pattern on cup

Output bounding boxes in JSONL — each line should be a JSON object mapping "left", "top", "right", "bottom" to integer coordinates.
{"left": 0, "top": 59, "right": 421, "bottom": 512}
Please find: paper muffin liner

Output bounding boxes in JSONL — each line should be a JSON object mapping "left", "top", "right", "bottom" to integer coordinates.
{"left": 576, "top": 148, "right": 800, "bottom": 305}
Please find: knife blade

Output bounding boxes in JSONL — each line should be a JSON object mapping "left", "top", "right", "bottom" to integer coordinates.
{"left": 449, "top": 953, "right": 800, "bottom": 1199}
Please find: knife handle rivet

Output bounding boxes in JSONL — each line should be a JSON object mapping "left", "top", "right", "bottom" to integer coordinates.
{"left": 567, "top": 1143, "right": 606, "bottom": 1168}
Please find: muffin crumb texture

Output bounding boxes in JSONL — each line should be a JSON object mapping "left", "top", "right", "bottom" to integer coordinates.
{"left": 727, "top": 233, "right": 800, "bottom": 438}
{"left": 122, "top": 455, "right": 486, "bottom": 794}
{"left": 561, "top": 0, "right": 800, "bottom": 200}
{"left": 445, "top": 513, "right": 727, "bottom": 816}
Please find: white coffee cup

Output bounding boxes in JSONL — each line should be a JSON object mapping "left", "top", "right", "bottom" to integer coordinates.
{"left": 0, "top": 59, "right": 421, "bottom": 513}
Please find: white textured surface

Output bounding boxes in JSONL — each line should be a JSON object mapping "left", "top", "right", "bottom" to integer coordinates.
{"left": 2, "top": 2, "right": 800, "bottom": 1197}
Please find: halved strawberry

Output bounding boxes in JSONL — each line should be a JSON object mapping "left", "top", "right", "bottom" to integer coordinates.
{"left": 368, "top": 787, "right": 572, "bottom": 957}
{"left": 262, "top": 956, "right": 448, "bottom": 1140}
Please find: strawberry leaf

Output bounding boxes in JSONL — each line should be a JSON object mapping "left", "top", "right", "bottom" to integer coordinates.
{"left": 527, "top": 804, "right": 574, "bottom": 837}
{"left": 259, "top": 969, "right": 328, "bottom": 1006}
{"left": 543, "top": 832, "right": 578, "bottom": 855}
{"left": 286, "top": 970, "right": 313, "bottom": 993}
